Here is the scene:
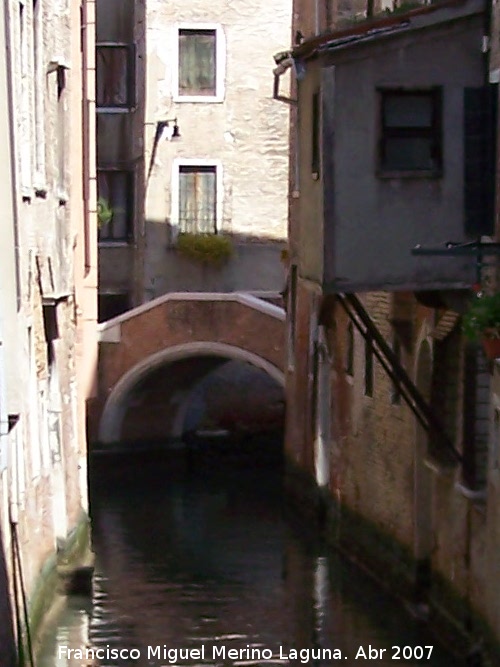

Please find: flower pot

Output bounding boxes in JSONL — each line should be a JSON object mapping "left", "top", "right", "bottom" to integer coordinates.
{"left": 482, "top": 337, "right": 500, "bottom": 360}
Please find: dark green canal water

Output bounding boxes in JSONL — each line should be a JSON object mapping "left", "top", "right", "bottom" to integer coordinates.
{"left": 37, "top": 448, "right": 461, "bottom": 667}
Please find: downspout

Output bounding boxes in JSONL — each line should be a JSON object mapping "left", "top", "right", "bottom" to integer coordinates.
{"left": 81, "top": 0, "right": 92, "bottom": 274}
{"left": 272, "top": 56, "right": 297, "bottom": 105}
{"left": 462, "top": 2, "right": 495, "bottom": 660}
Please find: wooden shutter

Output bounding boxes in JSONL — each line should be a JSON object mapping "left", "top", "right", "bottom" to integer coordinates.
{"left": 464, "top": 85, "right": 497, "bottom": 236}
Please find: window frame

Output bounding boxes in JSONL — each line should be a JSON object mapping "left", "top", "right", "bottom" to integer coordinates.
{"left": 97, "top": 167, "right": 135, "bottom": 245}
{"left": 171, "top": 159, "right": 223, "bottom": 237}
{"left": 377, "top": 87, "right": 443, "bottom": 178}
{"left": 96, "top": 42, "right": 136, "bottom": 112}
{"left": 172, "top": 23, "right": 226, "bottom": 103}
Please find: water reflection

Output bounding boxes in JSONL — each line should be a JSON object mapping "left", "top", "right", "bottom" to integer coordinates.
{"left": 38, "top": 451, "right": 460, "bottom": 666}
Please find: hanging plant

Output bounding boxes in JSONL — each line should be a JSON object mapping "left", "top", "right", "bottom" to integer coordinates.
{"left": 462, "top": 287, "right": 500, "bottom": 359}
{"left": 97, "top": 197, "right": 113, "bottom": 228}
{"left": 176, "top": 233, "right": 233, "bottom": 267}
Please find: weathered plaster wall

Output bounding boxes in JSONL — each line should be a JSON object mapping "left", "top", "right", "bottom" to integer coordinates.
{"left": 0, "top": 0, "right": 97, "bottom": 653}
{"left": 320, "top": 15, "right": 482, "bottom": 291}
{"left": 137, "top": 0, "right": 290, "bottom": 298}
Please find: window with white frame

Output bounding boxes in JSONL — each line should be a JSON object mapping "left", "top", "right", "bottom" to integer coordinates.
{"left": 172, "top": 161, "right": 222, "bottom": 234}
{"left": 174, "top": 24, "right": 225, "bottom": 101}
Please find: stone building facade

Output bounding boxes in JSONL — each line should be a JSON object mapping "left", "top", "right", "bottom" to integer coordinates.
{"left": 0, "top": 0, "right": 97, "bottom": 659}
{"left": 278, "top": 0, "right": 500, "bottom": 661}
{"left": 96, "top": 0, "right": 291, "bottom": 320}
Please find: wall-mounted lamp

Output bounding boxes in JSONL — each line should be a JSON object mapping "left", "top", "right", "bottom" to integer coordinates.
{"left": 157, "top": 118, "right": 181, "bottom": 141}
{"left": 147, "top": 118, "right": 182, "bottom": 184}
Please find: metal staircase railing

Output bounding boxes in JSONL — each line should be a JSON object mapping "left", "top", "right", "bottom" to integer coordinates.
{"left": 336, "top": 293, "right": 462, "bottom": 465}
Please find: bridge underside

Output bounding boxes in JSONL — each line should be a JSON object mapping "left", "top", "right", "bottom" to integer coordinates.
{"left": 92, "top": 294, "right": 286, "bottom": 449}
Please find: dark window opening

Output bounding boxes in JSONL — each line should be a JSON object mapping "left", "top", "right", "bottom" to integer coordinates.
{"left": 178, "top": 29, "right": 216, "bottom": 96}
{"left": 98, "top": 169, "right": 134, "bottom": 242}
{"left": 379, "top": 89, "right": 442, "bottom": 174}
{"left": 179, "top": 165, "right": 217, "bottom": 233}
{"left": 96, "top": 44, "right": 135, "bottom": 108}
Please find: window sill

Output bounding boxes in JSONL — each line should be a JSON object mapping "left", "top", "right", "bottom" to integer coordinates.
{"left": 376, "top": 170, "right": 443, "bottom": 180}
{"left": 98, "top": 240, "right": 133, "bottom": 248}
{"left": 97, "top": 107, "right": 135, "bottom": 114}
{"left": 173, "top": 94, "right": 224, "bottom": 104}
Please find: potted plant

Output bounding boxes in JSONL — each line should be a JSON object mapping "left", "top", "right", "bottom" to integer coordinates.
{"left": 97, "top": 197, "right": 113, "bottom": 228}
{"left": 176, "top": 233, "right": 233, "bottom": 267}
{"left": 462, "top": 289, "right": 500, "bottom": 359}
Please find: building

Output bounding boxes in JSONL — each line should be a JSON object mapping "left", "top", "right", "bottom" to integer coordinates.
{"left": 276, "top": 0, "right": 500, "bottom": 659}
{"left": 96, "top": 0, "right": 291, "bottom": 321}
{"left": 0, "top": 0, "right": 97, "bottom": 659}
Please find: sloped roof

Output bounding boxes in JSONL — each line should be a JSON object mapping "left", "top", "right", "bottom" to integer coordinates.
{"left": 291, "top": 0, "right": 485, "bottom": 60}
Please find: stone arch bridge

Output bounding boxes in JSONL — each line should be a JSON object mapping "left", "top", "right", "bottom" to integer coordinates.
{"left": 90, "top": 293, "right": 285, "bottom": 446}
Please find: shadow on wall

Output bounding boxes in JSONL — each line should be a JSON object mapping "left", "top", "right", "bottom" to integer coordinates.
{"left": 98, "top": 225, "right": 288, "bottom": 321}
{"left": 0, "top": 523, "right": 16, "bottom": 666}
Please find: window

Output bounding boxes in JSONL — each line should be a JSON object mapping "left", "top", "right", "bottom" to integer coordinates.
{"left": 96, "top": 44, "right": 135, "bottom": 109}
{"left": 97, "top": 170, "right": 134, "bottom": 242}
{"left": 174, "top": 24, "right": 225, "bottom": 101}
{"left": 179, "top": 29, "right": 215, "bottom": 96}
{"left": 379, "top": 89, "right": 442, "bottom": 174}
{"left": 175, "top": 163, "right": 221, "bottom": 234}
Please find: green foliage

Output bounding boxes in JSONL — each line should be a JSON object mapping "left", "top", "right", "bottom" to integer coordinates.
{"left": 176, "top": 233, "right": 233, "bottom": 267}
{"left": 462, "top": 291, "right": 500, "bottom": 341}
{"left": 97, "top": 197, "right": 113, "bottom": 228}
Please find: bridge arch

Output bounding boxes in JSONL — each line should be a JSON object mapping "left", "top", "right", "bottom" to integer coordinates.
{"left": 98, "top": 341, "right": 285, "bottom": 444}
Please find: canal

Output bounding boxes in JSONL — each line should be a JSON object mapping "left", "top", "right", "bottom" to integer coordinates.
{"left": 37, "top": 445, "right": 461, "bottom": 667}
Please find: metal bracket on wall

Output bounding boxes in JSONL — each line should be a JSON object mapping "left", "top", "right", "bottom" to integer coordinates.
{"left": 412, "top": 239, "right": 500, "bottom": 285}
{"left": 336, "top": 293, "right": 462, "bottom": 466}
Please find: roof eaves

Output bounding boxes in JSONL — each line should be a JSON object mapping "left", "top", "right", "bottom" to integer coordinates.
{"left": 316, "top": 21, "right": 411, "bottom": 53}
{"left": 291, "top": 0, "right": 478, "bottom": 61}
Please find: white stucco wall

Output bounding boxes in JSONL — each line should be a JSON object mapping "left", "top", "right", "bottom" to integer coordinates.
{"left": 145, "top": 0, "right": 291, "bottom": 241}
